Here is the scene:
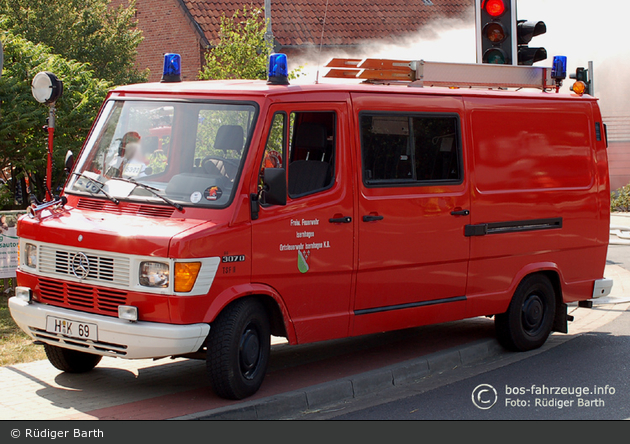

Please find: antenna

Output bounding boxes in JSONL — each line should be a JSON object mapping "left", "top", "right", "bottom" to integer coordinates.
{"left": 315, "top": 0, "right": 330, "bottom": 84}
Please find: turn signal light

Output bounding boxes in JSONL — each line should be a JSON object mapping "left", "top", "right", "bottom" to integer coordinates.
{"left": 174, "top": 262, "right": 202, "bottom": 292}
{"left": 571, "top": 81, "right": 587, "bottom": 96}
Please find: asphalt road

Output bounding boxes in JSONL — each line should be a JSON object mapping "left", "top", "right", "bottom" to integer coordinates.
{"left": 287, "top": 247, "right": 630, "bottom": 420}
{"left": 317, "top": 309, "right": 630, "bottom": 420}
{"left": 607, "top": 244, "right": 630, "bottom": 270}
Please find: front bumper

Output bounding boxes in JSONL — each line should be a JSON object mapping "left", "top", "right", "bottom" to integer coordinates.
{"left": 8, "top": 297, "right": 210, "bottom": 359}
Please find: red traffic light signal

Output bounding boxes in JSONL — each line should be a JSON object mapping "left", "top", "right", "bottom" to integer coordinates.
{"left": 484, "top": 0, "right": 506, "bottom": 17}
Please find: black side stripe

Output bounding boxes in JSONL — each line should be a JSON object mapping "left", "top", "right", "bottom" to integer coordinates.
{"left": 465, "top": 217, "right": 563, "bottom": 237}
{"left": 355, "top": 296, "right": 467, "bottom": 316}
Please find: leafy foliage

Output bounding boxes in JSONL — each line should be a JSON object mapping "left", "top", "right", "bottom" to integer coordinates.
{"left": 611, "top": 183, "right": 630, "bottom": 212}
{"left": 0, "top": 0, "right": 146, "bottom": 86}
{"left": 199, "top": 6, "right": 272, "bottom": 81}
{"left": 0, "top": 26, "right": 111, "bottom": 205}
{"left": 199, "top": 6, "right": 302, "bottom": 82}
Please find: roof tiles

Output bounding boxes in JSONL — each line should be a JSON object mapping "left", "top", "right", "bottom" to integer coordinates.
{"left": 181, "top": 0, "right": 472, "bottom": 47}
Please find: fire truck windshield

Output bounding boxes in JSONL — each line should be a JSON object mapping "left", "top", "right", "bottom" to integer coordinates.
{"left": 65, "top": 99, "right": 257, "bottom": 208}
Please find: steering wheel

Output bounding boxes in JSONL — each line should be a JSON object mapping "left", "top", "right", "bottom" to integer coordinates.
{"left": 201, "top": 156, "right": 240, "bottom": 179}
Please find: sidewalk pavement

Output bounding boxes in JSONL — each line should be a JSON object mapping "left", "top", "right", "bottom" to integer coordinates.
{"left": 1, "top": 219, "right": 630, "bottom": 420}
{"left": 610, "top": 212, "right": 630, "bottom": 245}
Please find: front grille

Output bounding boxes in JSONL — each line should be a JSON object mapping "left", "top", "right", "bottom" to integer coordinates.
{"left": 54, "top": 251, "right": 115, "bottom": 281}
{"left": 39, "top": 245, "right": 130, "bottom": 286}
{"left": 39, "top": 277, "right": 127, "bottom": 316}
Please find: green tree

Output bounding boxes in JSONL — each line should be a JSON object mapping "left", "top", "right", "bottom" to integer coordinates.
{"left": 0, "top": 26, "right": 111, "bottom": 207}
{"left": 199, "top": 6, "right": 272, "bottom": 81}
{"left": 0, "top": 0, "right": 146, "bottom": 86}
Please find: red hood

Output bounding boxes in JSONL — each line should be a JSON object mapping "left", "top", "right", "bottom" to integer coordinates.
{"left": 17, "top": 206, "right": 211, "bottom": 257}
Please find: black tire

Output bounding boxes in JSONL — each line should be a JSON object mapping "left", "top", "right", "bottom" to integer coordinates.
{"left": 44, "top": 344, "right": 102, "bottom": 373}
{"left": 495, "top": 274, "right": 556, "bottom": 352}
{"left": 206, "top": 298, "right": 271, "bottom": 400}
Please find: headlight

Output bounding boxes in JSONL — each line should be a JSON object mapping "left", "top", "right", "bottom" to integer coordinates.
{"left": 139, "top": 261, "right": 169, "bottom": 288}
{"left": 25, "top": 243, "right": 37, "bottom": 268}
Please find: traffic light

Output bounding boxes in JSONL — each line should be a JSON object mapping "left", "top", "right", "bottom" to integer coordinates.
{"left": 517, "top": 20, "right": 547, "bottom": 65}
{"left": 476, "top": 0, "right": 516, "bottom": 65}
{"left": 570, "top": 67, "right": 592, "bottom": 96}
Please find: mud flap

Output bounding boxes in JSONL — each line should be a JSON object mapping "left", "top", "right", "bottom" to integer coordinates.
{"left": 552, "top": 303, "right": 574, "bottom": 334}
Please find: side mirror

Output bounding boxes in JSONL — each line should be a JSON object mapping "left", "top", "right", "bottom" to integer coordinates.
{"left": 262, "top": 168, "right": 287, "bottom": 206}
{"left": 64, "top": 150, "right": 74, "bottom": 173}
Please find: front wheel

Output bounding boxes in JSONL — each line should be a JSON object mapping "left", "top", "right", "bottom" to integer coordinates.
{"left": 44, "top": 344, "right": 102, "bottom": 373}
{"left": 495, "top": 274, "right": 556, "bottom": 352}
{"left": 206, "top": 298, "right": 271, "bottom": 400}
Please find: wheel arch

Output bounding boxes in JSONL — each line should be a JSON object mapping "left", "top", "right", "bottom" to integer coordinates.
{"left": 203, "top": 284, "right": 297, "bottom": 344}
{"left": 489, "top": 263, "right": 567, "bottom": 329}
{"left": 509, "top": 262, "right": 563, "bottom": 301}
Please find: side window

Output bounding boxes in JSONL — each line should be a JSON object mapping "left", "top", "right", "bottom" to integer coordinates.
{"left": 360, "top": 113, "right": 462, "bottom": 186}
{"left": 261, "top": 112, "right": 286, "bottom": 176}
{"left": 258, "top": 112, "right": 286, "bottom": 206}
{"left": 287, "top": 111, "right": 336, "bottom": 197}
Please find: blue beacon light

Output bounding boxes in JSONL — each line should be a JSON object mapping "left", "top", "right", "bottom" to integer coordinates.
{"left": 551, "top": 55, "right": 567, "bottom": 80}
{"left": 551, "top": 55, "right": 567, "bottom": 93}
{"left": 267, "top": 53, "right": 289, "bottom": 85}
{"left": 161, "top": 53, "right": 182, "bottom": 83}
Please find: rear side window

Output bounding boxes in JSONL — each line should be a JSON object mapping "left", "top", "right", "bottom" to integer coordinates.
{"left": 360, "top": 113, "right": 462, "bottom": 186}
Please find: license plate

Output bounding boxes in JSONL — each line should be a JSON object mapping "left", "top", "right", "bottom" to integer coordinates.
{"left": 46, "top": 316, "right": 98, "bottom": 341}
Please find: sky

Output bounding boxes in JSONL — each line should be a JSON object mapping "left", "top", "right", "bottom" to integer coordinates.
{"left": 296, "top": 0, "right": 628, "bottom": 117}
{"left": 517, "top": 0, "right": 630, "bottom": 115}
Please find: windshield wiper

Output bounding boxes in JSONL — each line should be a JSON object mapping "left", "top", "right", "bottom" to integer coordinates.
{"left": 70, "top": 172, "right": 119, "bottom": 205}
{"left": 110, "top": 177, "right": 184, "bottom": 212}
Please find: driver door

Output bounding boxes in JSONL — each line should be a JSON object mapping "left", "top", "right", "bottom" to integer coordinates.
{"left": 251, "top": 102, "right": 355, "bottom": 344}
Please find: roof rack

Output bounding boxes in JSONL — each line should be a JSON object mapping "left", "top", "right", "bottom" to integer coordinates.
{"left": 324, "top": 58, "right": 556, "bottom": 91}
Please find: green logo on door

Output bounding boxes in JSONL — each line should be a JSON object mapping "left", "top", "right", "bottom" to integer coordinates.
{"left": 297, "top": 250, "right": 310, "bottom": 273}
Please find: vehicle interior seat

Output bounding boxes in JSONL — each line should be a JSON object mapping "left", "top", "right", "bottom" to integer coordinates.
{"left": 288, "top": 122, "right": 331, "bottom": 195}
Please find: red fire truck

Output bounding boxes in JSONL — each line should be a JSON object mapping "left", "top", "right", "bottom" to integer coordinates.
{"left": 9, "top": 54, "right": 612, "bottom": 399}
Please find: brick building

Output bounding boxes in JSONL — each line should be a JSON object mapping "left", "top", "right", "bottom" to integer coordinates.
{"left": 603, "top": 116, "right": 630, "bottom": 191}
{"left": 110, "top": 0, "right": 472, "bottom": 82}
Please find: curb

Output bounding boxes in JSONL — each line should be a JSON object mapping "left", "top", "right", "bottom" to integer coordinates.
{"left": 173, "top": 337, "right": 506, "bottom": 420}
{"left": 609, "top": 224, "right": 630, "bottom": 245}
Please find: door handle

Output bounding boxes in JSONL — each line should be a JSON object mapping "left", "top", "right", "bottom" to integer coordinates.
{"left": 450, "top": 209, "right": 470, "bottom": 216}
{"left": 362, "top": 215, "right": 384, "bottom": 222}
{"left": 329, "top": 216, "right": 352, "bottom": 224}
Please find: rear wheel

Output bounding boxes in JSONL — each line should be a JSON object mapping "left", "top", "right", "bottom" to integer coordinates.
{"left": 206, "top": 298, "right": 270, "bottom": 400}
{"left": 495, "top": 274, "right": 556, "bottom": 352}
{"left": 44, "top": 344, "right": 102, "bottom": 373}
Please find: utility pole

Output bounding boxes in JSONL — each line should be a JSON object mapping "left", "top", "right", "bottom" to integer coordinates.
{"left": 264, "top": 0, "right": 274, "bottom": 49}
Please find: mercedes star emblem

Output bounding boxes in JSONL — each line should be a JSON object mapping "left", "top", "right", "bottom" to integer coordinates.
{"left": 70, "top": 252, "right": 91, "bottom": 279}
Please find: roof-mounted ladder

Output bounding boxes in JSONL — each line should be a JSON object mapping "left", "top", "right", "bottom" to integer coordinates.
{"left": 324, "top": 58, "right": 558, "bottom": 91}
